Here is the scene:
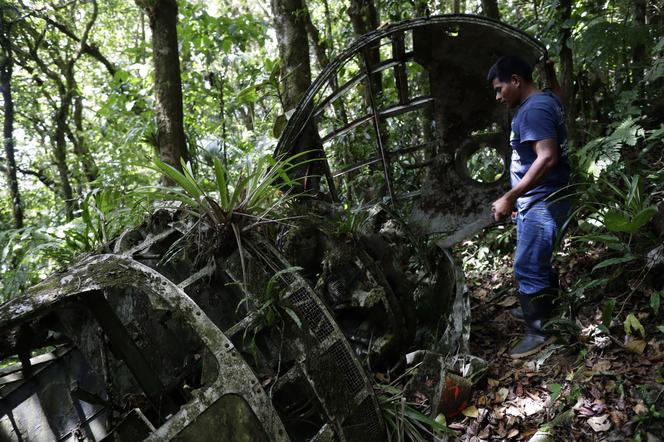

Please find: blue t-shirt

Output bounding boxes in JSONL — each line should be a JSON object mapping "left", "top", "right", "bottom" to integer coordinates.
{"left": 510, "top": 91, "right": 570, "bottom": 212}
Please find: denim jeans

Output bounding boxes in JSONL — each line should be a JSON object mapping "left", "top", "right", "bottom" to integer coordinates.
{"left": 514, "top": 198, "right": 572, "bottom": 295}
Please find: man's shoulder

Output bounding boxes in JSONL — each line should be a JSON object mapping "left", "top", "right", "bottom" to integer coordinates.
{"left": 526, "top": 91, "right": 562, "bottom": 109}
{"left": 518, "top": 92, "right": 562, "bottom": 124}
{"left": 529, "top": 91, "right": 562, "bottom": 108}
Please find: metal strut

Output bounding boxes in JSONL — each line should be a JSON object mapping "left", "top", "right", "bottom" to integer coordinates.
{"left": 360, "top": 47, "right": 396, "bottom": 205}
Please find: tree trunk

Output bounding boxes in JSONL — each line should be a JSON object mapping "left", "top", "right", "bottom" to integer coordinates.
{"left": 136, "top": 0, "right": 189, "bottom": 176}
{"left": 347, "top": 0, "right": 382, "bottom": 105}
{"left": 481, "top": 0, "right": 500, "bottom": 19}
{"left": 270, "top": 0, "right": 334, "bottom": 196}
{"left": 53, "top": 92, "right": 75, "bottom": 220}
{"left": 631, "top": 0, "right": 647, "bottom": 84}
{"left": 302, "top": 3, "right": 348, "bottom": 124}
{"left": 1, "top": 23, "right": 24, "bottom": 228}
{"left": 303, "top": 5, "right": 330, "bottom": 74}
{"left": 71, "top": 96, "right": 99, "bottom": 183}
{"left": 414, "top": 0, "right": 430, "bottom": 16}
{"left": 270, "top": 0, "right": 312, "bottom": 111}
{"left": 557, "top": 0, "right": 577, "bottom": 145}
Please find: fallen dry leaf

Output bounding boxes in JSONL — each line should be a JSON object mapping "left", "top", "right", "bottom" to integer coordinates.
{"left": 592, "top": 360, "right": 612, "bottom": 372}
{"left": 498, "top": 296, "right": 518, "bottom": 307}
{"left": 633, "top": 401, "right": 648, "bottom": 415}
{"left": 610, "top": 410, "right": 627, "bottom": 426}
{"left": 462, "top": 405, "right": 479, "bottom": 418}
{"left": 587, "top": 414, "right": 611, "bottom": 432}
{"left": 473, "top": 288, "right": 489, "bottom": 300}
{"left": 525, "top": 390, "right": 540, "bottom": 401}
{"left": 478, "top": 425, "right": 492, "bottom": 440}
{"left": 374, "top": 372, "right": 388, "bottom": 382}
{"left": 572, "top": 397, "right": 587, "bottom": 411}
{"left": 496, "top": 387, "right": 509, "bottom": 404}
{"left": 523, "top": 398, "right": 545, "bottom": 416}
{"left": 515, "top": 383, "right": 524, "bottom": 397}
{"left": 590, "top": 384, "right": 603, "bottom": 400}
{"left": 495, "top": 423, "right": 507, "bottom": 438}
{"left": 448, "top": 422, "right": 466, "bottom": 431}
{"left": 507, "top": 427, "right": 520, "bottom": 438}
{"left": 505, "top": 405, "right": 523, "bottom": 417}
{"left": 625, "top": 339, "right": 647, "bottom": 354}
{"left": 506, "top": 415, "right": 518, "bottom": 427}
{"left": 487, "top": 378, "right": 499, "bottom": 387}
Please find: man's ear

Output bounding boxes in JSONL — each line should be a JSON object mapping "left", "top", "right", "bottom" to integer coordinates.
{"left": 511, "top": 74, "right": 521, "bottom": 86}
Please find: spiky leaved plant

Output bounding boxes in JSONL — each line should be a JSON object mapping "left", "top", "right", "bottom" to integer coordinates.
{"left": 151, "top": 151, "right": 316, "bottom": 284}
{"left": 376, "top": 381, "right": 451, "bottom": 442}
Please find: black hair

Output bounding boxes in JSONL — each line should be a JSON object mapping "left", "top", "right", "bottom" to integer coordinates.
{"left": 486, "top": 56, "right": 533, "bottom": 83}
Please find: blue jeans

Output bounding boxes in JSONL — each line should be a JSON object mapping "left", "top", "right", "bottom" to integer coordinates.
{"left": 514, "top": 198, "right": 572, "bottom": 295}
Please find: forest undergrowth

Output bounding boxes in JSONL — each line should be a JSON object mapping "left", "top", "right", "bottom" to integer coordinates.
{"left": 453, "top": 221, "right": 664, "bottom": 441}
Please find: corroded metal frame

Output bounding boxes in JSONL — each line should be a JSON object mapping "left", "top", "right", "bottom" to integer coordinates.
{"left": 221, "top": 235, "right": 386, "bottom": 441}
{"left": 0, "top": 254, "right": 289, "bottom": 441}
{"left": 276, "top": 14, "right": 547, "bottom": 207}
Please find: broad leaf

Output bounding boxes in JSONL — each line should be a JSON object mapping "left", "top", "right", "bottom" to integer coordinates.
{"left": 592, "top": 255, "right": 635, "bottom": 272}
{"left": 603, "top": 209, "right": 631, "bottom": 232}
{"left": 624, "top": 313, "right": 645, "bottom": 338}
{"left": 602, "top": 299, "right": 616, "bottom": 329}
{"left": 651, "top": 291, "right": 662, "bottom": 314}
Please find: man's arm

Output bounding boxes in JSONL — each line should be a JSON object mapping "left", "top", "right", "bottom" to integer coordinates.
{"left": 492, "top": 138, "right": 559, "bottom": 221}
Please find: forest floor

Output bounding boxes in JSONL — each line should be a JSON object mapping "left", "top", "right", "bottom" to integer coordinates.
{"left": 449, "top": 241, "right": 664, "bottom": 442}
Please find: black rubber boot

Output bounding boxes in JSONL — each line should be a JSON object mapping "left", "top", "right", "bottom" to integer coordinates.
{"left": 509, "top": 278, "right": 559, "bottom": 321}
{"left": 510, "top": 292, "right": 555, "bottom": 359}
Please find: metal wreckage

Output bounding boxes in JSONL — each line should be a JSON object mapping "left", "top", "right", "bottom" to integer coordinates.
{"left": 0, "top": 15, "right": 554, "bottom": 442}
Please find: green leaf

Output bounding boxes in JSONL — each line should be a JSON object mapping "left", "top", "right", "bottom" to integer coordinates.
{"left": 592, "top": 255, "right": 635, "bottom": 272}
{"left": 624, "top": 313, "right": 645, "bottom": 338}
{"left": 631, "top": 206, "right": 658, "bottom": 231}
{"left": 657, "top": 325, "right": 664, "bottom": 334}
{"left": 152, "top": 158, "right": 203, "bottom": 200}
{"left": 655, "top": 37, "right": 664, "bottom": 53}
{"left": 603, "top": 209, "right": 632, "bottom": 232}
{"left": 651, "top": 291, "right": 662, "bottom": 314}
{"left": 578, "top": 234, "right": 621, "bottom": 244}
{"left": 602, "top": 299, "right": 616, "bottom": 329}
{"left": 265, "top": 266, "right": 302, "bottom": 298}
{"left": 282, "top": 306, "right": 302, "bottom": 328}
{"left": 548, "top": 383, "right": 562, "bottom": 403}
{"left": 597, "top": 324, "right": 610, "bottom": 335}
{"left": 265, "top": 307, "right": 275, "bottom": 325}
{"left": 402, "top": 407, "right": 449, "bottom": 432}
{"left": 213, "top": 158, "right": 230, "bottom": 210}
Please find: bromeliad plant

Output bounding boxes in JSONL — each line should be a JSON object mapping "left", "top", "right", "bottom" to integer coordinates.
{"left": 153, "top": 152, "right": 314, "bottom": 231}
{"left": 151, "top": 151, "right": 317, "bottom": 283}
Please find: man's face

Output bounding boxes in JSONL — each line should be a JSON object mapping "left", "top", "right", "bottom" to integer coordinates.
{"left": 492, "top": 76, "right": 520, "bottom": 109}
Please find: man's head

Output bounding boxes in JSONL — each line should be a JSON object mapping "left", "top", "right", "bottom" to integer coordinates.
{"left": 487, "top": 56, "right": 534, "bottom": 108}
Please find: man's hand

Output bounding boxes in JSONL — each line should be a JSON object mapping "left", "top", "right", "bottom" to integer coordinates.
{"left": 492, "top": 138, "right": 559, "bottom": 222}
{"left": 492, "top": 194, "right": 515, "bottom": 222}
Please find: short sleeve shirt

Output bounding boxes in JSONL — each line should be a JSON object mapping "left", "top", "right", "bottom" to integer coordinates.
{"left": 510, "top": 91, "right": 571, "bottom": 212}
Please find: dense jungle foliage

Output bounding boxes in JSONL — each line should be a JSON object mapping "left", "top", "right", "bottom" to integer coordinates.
{"left": 0, "top": 0, "right": 660, "bottom": 299}
{"left": 0, "top": 0, "right": 663, "bottom": 438}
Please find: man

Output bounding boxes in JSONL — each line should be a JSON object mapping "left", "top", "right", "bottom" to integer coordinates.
{"left": 487, "top": 56, "right": 572, "bottom": 359}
